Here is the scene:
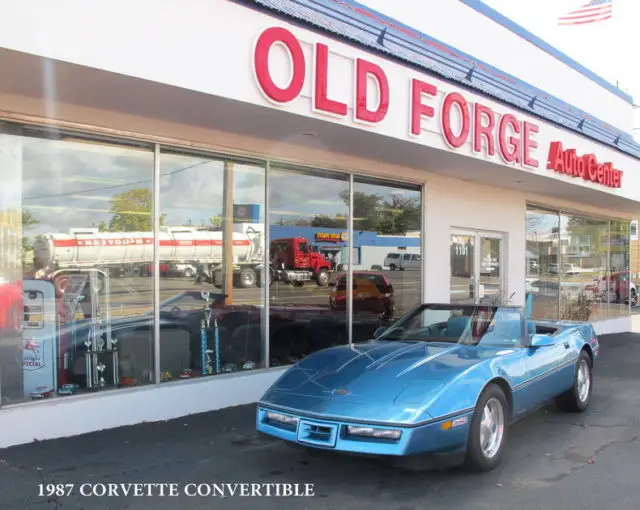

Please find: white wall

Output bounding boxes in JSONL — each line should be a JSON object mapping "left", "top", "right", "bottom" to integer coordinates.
{"left": 0, "top": 367, "right": 286, "bottom": 448}
{"left": 357, "top": 0, "right": 633, "bottom": 132}
{"left": 424, "top": 175, "right": 526, "bottom": 305}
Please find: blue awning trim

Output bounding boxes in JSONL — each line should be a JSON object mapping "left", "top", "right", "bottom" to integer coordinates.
{"left": 241, "top": 0, "right": 640, "bottom": 160}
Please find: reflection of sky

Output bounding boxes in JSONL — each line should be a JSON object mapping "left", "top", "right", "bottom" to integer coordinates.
{"left": 528, "top": 210, "right": 629, "bottom": 242}
{"left": 159, "top": 153, "right": 264, "bottom": 226}
{"left": 21, "top": 137, "right": 153, "bottom": 237}
{"left": 270, "top": 169, "right": 348, "bottom": 222}
{"left": 17, "top": 135, "right": 423, "bottom": 237}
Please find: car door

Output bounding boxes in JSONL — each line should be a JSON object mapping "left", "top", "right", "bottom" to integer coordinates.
{"left": 524, "top": 333, "right": 575, "bottom": 407}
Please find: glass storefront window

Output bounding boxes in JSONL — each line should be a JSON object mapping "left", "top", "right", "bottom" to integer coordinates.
{"left": 608, "top": 220, "right": 632, "bottom": 317}
{"left": 526, "top": 204, "right": 631, "bottom": 322}
{"left": 0, "top": 121, "right": 429, "bottom": 407}
{"left": 352, "top": 177, "right": 422, "bottom": 342}
{"left": 1, "top": 125, "right": 155, "bottom": 404}
{"left": 158, "top": 150, "right": 266, "bottom": 379}
{"left": 559, "top": 214, "right": 608, "bottom": 322}
{"left": 526, "top": 207, "right": 560, "bottom": 320}
{"left": 268, "top": 166, "right": 349, "bottom": 367}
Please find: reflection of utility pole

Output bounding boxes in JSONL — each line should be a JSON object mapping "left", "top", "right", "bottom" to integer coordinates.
{"left": 223, "top": 161, "right": 234, "bottom": 305}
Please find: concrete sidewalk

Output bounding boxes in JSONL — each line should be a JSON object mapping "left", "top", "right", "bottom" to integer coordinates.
{"left": 1, "top": 333, "right": 640, "bottom": 510}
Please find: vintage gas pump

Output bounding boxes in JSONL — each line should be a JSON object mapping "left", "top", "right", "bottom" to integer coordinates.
{"left": 22, "top": 279, "right": 58, "bottom": 399}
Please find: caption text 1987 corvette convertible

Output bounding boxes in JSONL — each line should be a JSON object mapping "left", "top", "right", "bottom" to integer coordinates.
{"left": 256, "top": 300, "right": 599, "bottom": 471}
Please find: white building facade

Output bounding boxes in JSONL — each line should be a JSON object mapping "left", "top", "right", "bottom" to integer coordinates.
{"left": 0, "top": 0, "right": 639, "bottom": 447}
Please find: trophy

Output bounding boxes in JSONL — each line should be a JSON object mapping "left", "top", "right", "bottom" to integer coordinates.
{"left": 111, "top": 337, "right": 118, "bottom": 350}
{"left": 84, "top": 339, "right": 91, "bottom": 351}
{"left": 97, "top": 337, "right": 105, "bottom": 352}
{"left": 97, "top": 362, "right": 106, "bottom": 387}
{"left": 205, "top": 349, "right": 214, "bottom": 375}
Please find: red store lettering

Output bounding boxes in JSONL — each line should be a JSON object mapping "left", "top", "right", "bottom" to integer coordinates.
{"left": 254, "top": 27, "right": 389, "bottom": 122}
{"left": 547, "top": 141, "right": 622, "bottom": 188}
{"left": 253, "top": 27, "right": 540, "bottom": 168}
{"left": 437, "top": 95, "right": 539, "bottom": 168}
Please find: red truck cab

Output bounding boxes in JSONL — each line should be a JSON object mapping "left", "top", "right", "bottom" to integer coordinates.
{"left": 270, "top": 238, "right": 332, "bottom": 286}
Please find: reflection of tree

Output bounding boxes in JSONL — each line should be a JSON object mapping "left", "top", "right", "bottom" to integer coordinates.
{"left": 22, "top": 210, "right": 39, "bottom": 264}
{"left": 307, "top": 190, "right": 420, "bottom": 234}
{"left": 103, "top": 188, "right": 166, "bottom": 232}
{"left": 209, "top": 215, "right": 223, "bottom": 229}
{"left": 378, "top": 194, "right": 420, "bottom": 235}
{"left": 311, "top": 215, "right": 344, "bottom": 228}
{"left": 345, "top": 190, "right": 380, "bottom": 232}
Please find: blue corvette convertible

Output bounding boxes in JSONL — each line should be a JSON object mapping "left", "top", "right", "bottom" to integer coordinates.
{"left": 256, "top": 300, "right": 599, "bottom": 471}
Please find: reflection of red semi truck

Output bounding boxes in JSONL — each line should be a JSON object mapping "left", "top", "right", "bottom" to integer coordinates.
{"left": 270, "top": 237, "right": 332, "bottom": 287}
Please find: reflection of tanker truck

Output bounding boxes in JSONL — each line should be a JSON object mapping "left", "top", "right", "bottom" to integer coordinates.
{"left": 32, "top": 226, "right": 266, "bottom": 293}
{"left": 31, "top": 227, "right": 333, "bottom": 293}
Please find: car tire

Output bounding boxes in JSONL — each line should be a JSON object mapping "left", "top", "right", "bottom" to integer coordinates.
{"left": 556, "top": 350, "right": 592, "bottom": 413}
{"left": 464, "top": 384, "right": 508, "bottom": 472}
{"left": 630, "top": 288, "right": 637, "bottom": 307}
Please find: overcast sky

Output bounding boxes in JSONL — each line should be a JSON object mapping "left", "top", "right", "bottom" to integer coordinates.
{"left": 482, "top": 0, "right": 640, "bottom": 137}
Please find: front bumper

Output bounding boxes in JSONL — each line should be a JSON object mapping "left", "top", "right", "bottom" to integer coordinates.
{"left": 256, "top": 405, "right": 472, "bottom": 457}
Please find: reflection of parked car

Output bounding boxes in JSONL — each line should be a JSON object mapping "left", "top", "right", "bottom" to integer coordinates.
{"left": 383, "top": 253, "right": 401, "bottom": 270}
{"left": 166, "top": 263, "right": 197, "bottom": 278}
{"left": 587, "top": 272, "right": 637, "bottom": 306}
{"left": 329, "top": 272, "right": 395, "bottom": 319}
{"left": 384, "top": 252, "right": 420, "bottom": 271}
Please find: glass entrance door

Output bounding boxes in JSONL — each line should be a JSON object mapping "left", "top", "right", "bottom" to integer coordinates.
{"left": 450, "top": 230, "right": 506, "bottom": 304}
{"left": 450, "top": 233, "right": 475, "bottom": 304}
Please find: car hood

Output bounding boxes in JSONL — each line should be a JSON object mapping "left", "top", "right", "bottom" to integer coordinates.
{"left": 262, "top": 340, "right": 494, "bottom": 424}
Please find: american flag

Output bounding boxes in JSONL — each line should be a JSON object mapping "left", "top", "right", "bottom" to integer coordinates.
{"left": 558, "top": 0, "right": 613, "bottom": 26}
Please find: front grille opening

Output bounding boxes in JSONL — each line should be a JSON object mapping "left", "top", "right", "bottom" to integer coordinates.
{"left": 307, "top": 425, "right": 332, "bottom": 440}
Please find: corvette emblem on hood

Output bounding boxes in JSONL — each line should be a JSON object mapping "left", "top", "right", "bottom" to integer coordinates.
{"left": 333, "top": 389, "right": 349, "bottom": 395}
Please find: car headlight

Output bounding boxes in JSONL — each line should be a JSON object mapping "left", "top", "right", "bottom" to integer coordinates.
{"left": 266, "top": 411, "right": 299, "bottom": 426}
{"left": 346, "top": 426, "right": 402, "bottom": 440}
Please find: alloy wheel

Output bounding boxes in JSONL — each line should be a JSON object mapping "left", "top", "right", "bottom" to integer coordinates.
{"left": 479, "top": 397, "right": 505, "bottom": 459}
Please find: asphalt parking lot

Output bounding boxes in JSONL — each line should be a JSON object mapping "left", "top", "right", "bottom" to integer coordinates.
{"left": 1, "top": 332, "right": 640, "bottom": 510}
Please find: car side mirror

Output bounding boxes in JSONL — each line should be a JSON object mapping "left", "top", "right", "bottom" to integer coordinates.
{"left": 530, "top": 334, "right": 554, "bottom": 348}
{"left": 373, "top": 327, "right": 387, "bottom": 339}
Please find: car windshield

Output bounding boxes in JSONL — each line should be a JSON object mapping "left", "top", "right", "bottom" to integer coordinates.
{"left": 377, "top": 304, "right": 524, "bottom": 347}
